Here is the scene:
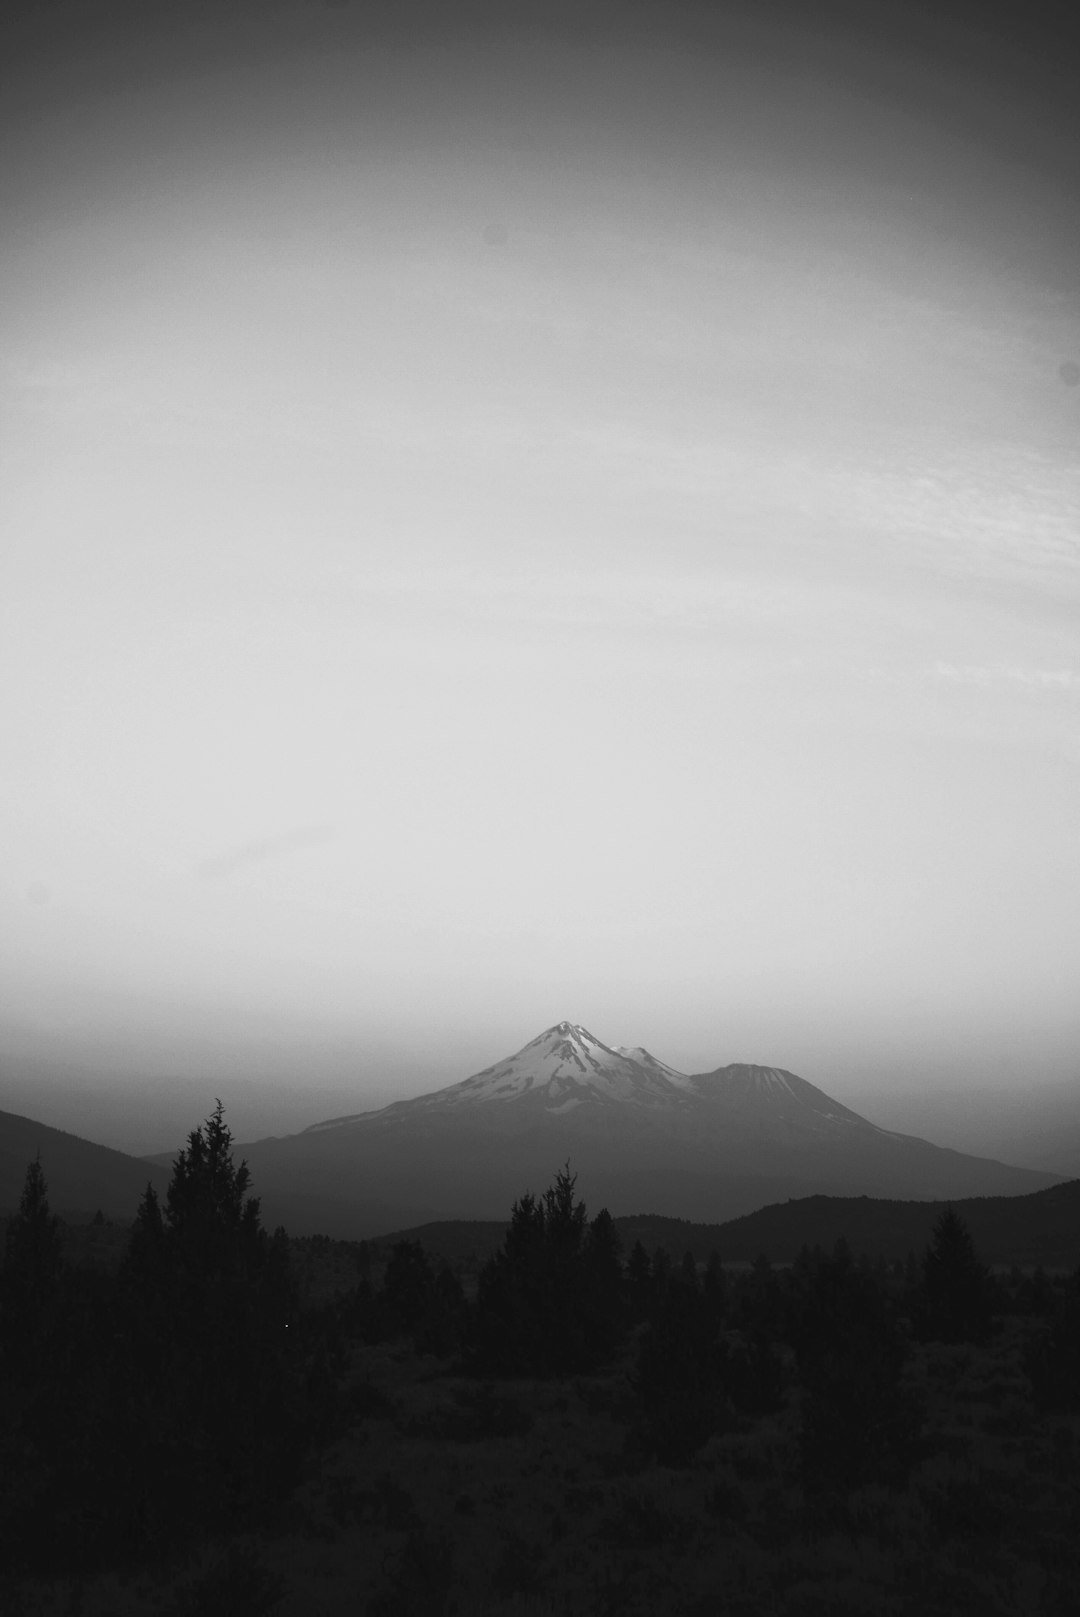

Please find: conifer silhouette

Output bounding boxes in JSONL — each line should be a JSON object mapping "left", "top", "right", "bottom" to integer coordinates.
{"left": 472, "top": 1166, "right": 624, "bottom": 1375}
{"left": 918, "top": 1206, "right": 992, "bottom": 1343}
{"left": 1, "top": 1157, "right": 64, "bottom": 1380}
{"left": 119, "top": 1103, "right": 304, "bottom": 1537}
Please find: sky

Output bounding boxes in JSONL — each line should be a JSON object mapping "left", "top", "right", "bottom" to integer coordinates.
{"left": 2, "top": 0, "right": 1078, "bottom": 1151}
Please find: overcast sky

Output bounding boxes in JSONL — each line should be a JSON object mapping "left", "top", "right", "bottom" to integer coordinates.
{"left": 2, "top": 0, "right": 1078, "bottom": 1136}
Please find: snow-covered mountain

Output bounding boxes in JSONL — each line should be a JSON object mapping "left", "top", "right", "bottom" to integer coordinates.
{"left": 304, "top": 1021, "right": 891, "bottom": 1146}
{"left": 226, "top": 1021, "right": 1064, "bottom": 1237}
{"left": 306, "top": 1022, "right": 693, "bottom": 1127}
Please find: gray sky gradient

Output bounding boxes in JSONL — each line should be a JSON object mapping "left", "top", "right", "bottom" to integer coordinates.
{"left": 2, "top": 1, "right": 1078, "bottom": 1142}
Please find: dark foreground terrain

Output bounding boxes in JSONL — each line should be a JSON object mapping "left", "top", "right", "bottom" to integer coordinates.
{"left": 3, "top": 1110, "right": 1080, "bottom": 1616}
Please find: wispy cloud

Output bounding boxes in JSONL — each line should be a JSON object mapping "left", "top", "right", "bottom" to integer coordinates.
{"left": 196, "top": 825, "right": 336, "bottom": 880}
{"left": 834, "top": 446, "right": 1080, "bottom": 594}
{"left": 934, "top": 662, "right": 1080, "bottom": 692}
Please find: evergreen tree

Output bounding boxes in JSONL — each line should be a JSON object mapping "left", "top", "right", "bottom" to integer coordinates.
{"left": 0, "top": 1157, "right": 64, "bottom": 1380}
{"left": 116, "top": 1103, "right": 304, "bottom": 1541}
{"left": 581, "top": 1206, "right": 625, "bottom": 1358}
{"left": 917, "top": 1206, "right": 993, "bottom": 1344}
{"left": 163, "top": 1098, "right": 264, "bottom": 1272}
{"left": 472, "top": 1167, "right": 624, "bottom": 1376}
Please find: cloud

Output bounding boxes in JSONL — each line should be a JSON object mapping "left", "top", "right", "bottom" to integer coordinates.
{"left": 835, "top": 447, "right": 1080, "bottom": 597}
{"left": 195, "top": 824, "right": 336, "bottom": 880}
{"left": 934, "top": 662, "right": 1080, "bottom": 692}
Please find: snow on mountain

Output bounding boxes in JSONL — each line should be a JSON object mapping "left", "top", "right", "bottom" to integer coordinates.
{"left": 616, "top": 1046, "right": 695, "bottom": 1090}
{"left": 303, "top": 1021, "right": 884, "bottom": 1138}
{"left": 437, "top": 1021, "right": 693, "bottom": 1112}
{"left": 307, "top": 1023, "right": 694, "bottom": 1130}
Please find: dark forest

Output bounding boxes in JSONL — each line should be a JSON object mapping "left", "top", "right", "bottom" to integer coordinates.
{"left": 3, "top": 1106, "right": 1079, "bottom": 1615}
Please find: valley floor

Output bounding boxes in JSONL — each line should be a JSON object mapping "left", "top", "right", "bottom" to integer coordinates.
{"left": 7, "top": 1314, "right": 1080, "bottom": 1617}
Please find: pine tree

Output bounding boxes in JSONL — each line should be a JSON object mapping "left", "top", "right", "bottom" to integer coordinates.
{"left": 918, "top": 1206, "right": 992, "bottom": 1344}
{"left": 473, "top": 1167, "right": 625, "bottom": 1375}
{"left": 0, "top": 1157, "right": 64, "bottom": 1379}
{"left": 117, "top": 1103, "right": 304, "bottom": 1538}
{"left": 164, "top": 1098, "right": 263, "bottom": 1273}
{"left": 581, "top": 1206, "right": 625, "bottom": 1360}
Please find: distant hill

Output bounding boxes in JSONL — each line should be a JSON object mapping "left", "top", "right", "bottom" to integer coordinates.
{"left": 382, "top": 1178, "right": 1080, "bottom": 1273}
{"left": 690, "top": 1180, "right": 1080, "bottom": 1269}
{"left": 0, "top": 1108, "right": 170, "bottom": 1219}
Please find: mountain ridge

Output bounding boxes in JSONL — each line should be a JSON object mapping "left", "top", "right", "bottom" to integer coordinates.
{"left": 0, "top": 1107, "right": 171, "bottom": 1218}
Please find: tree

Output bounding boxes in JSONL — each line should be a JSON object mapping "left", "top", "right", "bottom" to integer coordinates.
{"left": 163, "top": 1098, "right": 263, "bottom": 1266}
{"left": 0, "top": 1157, "right": 64, "bottom": 1379}
{"left": 472, "top": 1166, "right": 625, "bottom": 1376}
{"left": 117, "top": 1103, "right": 304, "bottom": 1541}
{"left": 917, "top": 1206, "right": 993, "bottom": 1344}
{"left": 0, "top": 1109, "right": 328, "bottom": 1574}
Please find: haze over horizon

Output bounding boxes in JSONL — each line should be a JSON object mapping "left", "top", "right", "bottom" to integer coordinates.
{"left": 3, "top": 1, "right": 1078, "bottom": 1157}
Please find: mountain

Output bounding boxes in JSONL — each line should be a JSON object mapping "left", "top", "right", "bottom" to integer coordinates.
{"left": 306, "top": 1022, "right": 694, "bottom": 1125}
{"left": 213, "top": 1022, "right": 1062, "bottom": 1237}
{"left": 0, "top": 1108, "right": 171, "bottom": 1220}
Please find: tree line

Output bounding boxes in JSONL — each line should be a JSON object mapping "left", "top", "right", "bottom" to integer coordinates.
{"left": 2, "top": 1105, "right": 1079, "bottom": 1577}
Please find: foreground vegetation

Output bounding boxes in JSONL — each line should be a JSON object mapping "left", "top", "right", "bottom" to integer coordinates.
{"left": 3, "top": 1107, "right": 1080, "bottom": 1615}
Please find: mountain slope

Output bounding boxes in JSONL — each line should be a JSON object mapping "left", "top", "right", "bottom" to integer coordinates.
{"left": 224, "top": 1023, "right": 1061, "bottom": 1236}
{"left": 0, "top": 1108, "right": 171, "bottom": 1218}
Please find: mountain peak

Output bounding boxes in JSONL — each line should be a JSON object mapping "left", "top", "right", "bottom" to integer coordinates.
{"left": 382, "top": 1021, "right": 691, "bottom": 1118}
